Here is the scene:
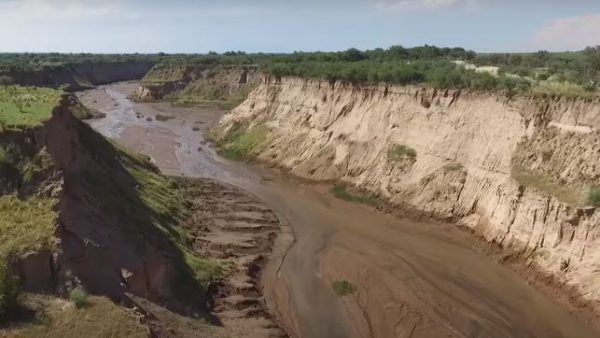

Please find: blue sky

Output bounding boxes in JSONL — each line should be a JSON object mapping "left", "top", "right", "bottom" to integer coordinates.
{"left": 0, "top": 0, "right": 599, "bottom": 53}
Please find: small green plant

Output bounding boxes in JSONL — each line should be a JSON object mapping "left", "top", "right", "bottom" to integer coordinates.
{"left": 587, "top": 186, "right": 600, "bottom": 207}
{"left": 332, "top": 183, "right": 379, "bottom": 206}
{"left": 387, "top": 144, "right": 417, "bottom": 163}
{"left": 332, "top": 280, "right": 356, "bottom": 296}
{"left": 69, "top": 287, "right": 89, "bottom": 309}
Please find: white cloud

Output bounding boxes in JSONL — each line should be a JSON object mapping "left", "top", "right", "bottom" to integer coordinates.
{"left": 0, "top": 0, "right": 133, "bottom": 20}
{"left": 529, "top": 13, "right": 600, "bottom": 51}
{"left": 374, "top": 0, "right": 476, "bottom": 11}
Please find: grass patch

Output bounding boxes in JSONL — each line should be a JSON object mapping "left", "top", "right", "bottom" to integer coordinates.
{"left": 387, "top": 144, "right": 417, "bottom": 163}
{"left": 175, "top": 82, "right": 257, "bottom": 110}
{"left": 0, "top": 86, "right": 62, "bottom": 127}
{"left": 587, "top": 186, "right": 600, "bottom": 207}
{"left": 216, "top": 123, "right": 268, "bottom": 160}
{"left": 331, "top": 183, "right": 379, "bottom": 206}
{"left": 184, "top": 253, "right": 230, "bottom": 289}
{"left": 511, "top": 165, "right": 585, "bottom": 206}
{"left": 531, "top": 80, "right": 597, "bottom": 99}
{"left": 0, "top": 196, "right": 57, "bottom": 258}
{"left": 332, "top": 280, "right": 356, "bottom": 296}
{"left": 5, "top": 295, "right": 150, "bottom": 337}
{"left": 0, "top": 145, "right": 55, "bottom": 190}
{"left": 68, "top": 288, "right": 89, "bottom": 309}
{"left": 141, "top": 64, "right": 187, "bottom": 84}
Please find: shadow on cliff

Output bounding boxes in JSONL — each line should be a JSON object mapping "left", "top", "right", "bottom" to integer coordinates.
{"left": 43, "top": 101, "right": 220, "bottom": 324}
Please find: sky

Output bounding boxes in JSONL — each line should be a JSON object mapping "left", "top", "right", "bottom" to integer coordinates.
{"left": 0, "top": 0, "right": 599, "bottom": 53}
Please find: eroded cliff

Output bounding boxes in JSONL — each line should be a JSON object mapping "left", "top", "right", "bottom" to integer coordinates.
{"left": 215, "top": 76, "right": 600, "bottom": 306}
{"left": 135, "top": 64, "right": 260, "bottom": 105}
{"left": 1, "top": 61, "right": 154, "bottom": 91}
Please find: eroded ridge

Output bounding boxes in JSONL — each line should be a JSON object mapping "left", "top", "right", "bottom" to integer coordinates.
{"left": 187, "top": 179, "right": 287, "bottom": 338}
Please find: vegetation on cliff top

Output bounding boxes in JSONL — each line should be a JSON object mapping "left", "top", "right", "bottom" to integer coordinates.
{"left": 143, "top": 45, "right": 600, "bottom": 96}
{"left": 3, "top": 45, "right": 599, "bottom": 96}
{"left": 0, "top": 86, "right": 62, "bottom": 127}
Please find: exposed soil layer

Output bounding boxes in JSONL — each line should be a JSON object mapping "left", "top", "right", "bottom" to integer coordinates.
{"left": 187, "top": 179, "right": 287, "bottom": 337}
{"left": 83, "top": 82, "right": 600, "bottom": 338}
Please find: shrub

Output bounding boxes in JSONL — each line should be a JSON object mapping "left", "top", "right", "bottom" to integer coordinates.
{"left": 331, "top": 184, "right": 379, "bottom": 206}
{"left": 0, "top": 262, "right": 20, "bottom": 322}
{"left": 587, "top": 186, "right": 600, "bottom": 207}
{"left": 387, "top": 144, "right": 417, "bottom": 163}
{"left": 69, "top": 287, "right": 90, "bottom": 308}
{"left": 332, "top": 280, "right": 356, "bottom": 296}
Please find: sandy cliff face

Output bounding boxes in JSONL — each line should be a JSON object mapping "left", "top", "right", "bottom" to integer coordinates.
{"left": 218, "top": 77, "right": 600, "bottom": 304}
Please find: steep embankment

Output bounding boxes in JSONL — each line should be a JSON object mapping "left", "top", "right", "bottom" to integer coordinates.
{"left": 215, "top": 77, "right": 600, "bottom": 307}
{"left": 0, "top": 91, "right": 222, "bottom": 334}
{"left": 0, "top": 61, "right": 154, "bottom": 91}
{"left": 0, "top": 86, "right": 289, "bottom": 337}
{"left": 135, "top": 64, "right": 260, "bottom": 106}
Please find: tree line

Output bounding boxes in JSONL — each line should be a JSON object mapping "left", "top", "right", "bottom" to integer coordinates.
{"left": 1, "top": 45, "right": 598, "bottom": 94}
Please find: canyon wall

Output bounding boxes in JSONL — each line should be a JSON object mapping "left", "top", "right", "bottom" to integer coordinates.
{"left": 1, "top": 61, "right": 154, "bottom": 91}
{"left": 1, "top": 98, "right": 208, "bottom": 310}
{"left": 217, "top": 76, "right": 600, "bottom": 304}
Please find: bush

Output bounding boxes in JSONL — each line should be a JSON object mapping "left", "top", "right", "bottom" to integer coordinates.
{"left": 587, "top": 186, "right": 600, "bottom": 207}
{"left": 331, "top": 183, "right": 379, "bottom": 206}
{"left": 0, "top": 262, "right": 20, "bottom": 322}
{"left": 387, "top": 144, "right": 417, "bottom": 162}
{"left": 69, "top": 287, "right": 89, "bottom": 308}
{"left": 332, "top": 280, "right": 356, "bottom": 296}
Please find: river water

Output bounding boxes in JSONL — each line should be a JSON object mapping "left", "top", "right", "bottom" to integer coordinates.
{"left": 81, "top": 82, "right": 599, "bottom": 338}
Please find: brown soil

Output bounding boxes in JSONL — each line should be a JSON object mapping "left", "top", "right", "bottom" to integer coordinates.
{"left": 187, "top": 179, "right": 287, "bottom": 337}
{"left": 125, "top": 179, "right": 289, "bottom": 338}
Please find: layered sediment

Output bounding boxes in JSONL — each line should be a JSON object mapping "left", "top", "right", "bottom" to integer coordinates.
{"left": 216, "top": 76, "right": 600, "bottom": 306}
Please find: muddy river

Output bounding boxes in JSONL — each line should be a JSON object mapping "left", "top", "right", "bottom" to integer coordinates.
{"left": 78, "top": 82, "right": 599, "bottom": 338}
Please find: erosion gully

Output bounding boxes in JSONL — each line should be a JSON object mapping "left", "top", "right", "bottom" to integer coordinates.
{"left": 78, "top": 82, "right": 599, "bottom": 338}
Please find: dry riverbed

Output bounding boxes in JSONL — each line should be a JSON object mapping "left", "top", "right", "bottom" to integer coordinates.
{"left": 79, "top": 82, "right": 600, "bottom": 338}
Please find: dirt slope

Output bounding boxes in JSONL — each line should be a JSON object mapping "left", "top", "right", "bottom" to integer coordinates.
{"left": 216, "top": 76, "right": 600, "bottom": 309}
